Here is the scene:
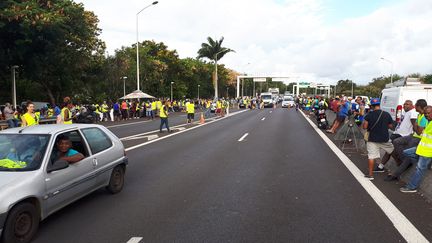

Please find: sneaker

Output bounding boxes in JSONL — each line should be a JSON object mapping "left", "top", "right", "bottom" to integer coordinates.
{"left": 364, "top": 175, "right": 374, "bottom": 180}
{"left": 384, "top": 175, "right": 398, "bottom": 182}
{"left": 400, "top": 187, "right": 417, "bottom": 193}
{"left": 373, "top": 167, "right": 385, "bottom": 173}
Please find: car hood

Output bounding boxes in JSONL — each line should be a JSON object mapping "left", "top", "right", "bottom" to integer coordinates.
{"left": 0, "top": 171, "right": 36, "bottom": 190}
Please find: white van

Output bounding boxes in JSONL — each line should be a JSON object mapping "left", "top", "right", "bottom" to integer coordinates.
{"left": 260, "top": 92, "right": 274, "bottom": 108}
{"left": 380, "top": 78, "right": 432, "bottom": 121}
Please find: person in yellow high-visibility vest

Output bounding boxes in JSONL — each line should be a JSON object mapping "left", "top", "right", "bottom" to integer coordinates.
{"left": 21, "top": 101, "right": 39, "bottom": 127}
{"left": 61, "top": 97, "right": 74, "bottom": 124}
{"left": 400, "top": 106, "right": 432, "bottom": 193}
{"left": 186, "top": 100, "right": 195, "bottom": 123}
{"left": 159, "top": 100, "right": 170, "bottom": 133}
{"left": 151, "top": 100, "right": 157, "bottom": 120}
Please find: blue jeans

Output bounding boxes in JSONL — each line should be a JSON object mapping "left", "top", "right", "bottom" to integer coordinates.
{"left": 407, "top": 156, "right": 432, "bottom": 189}
{"left": 160, "top": 118, "right": 169, "bottom": 132}
{"left": 403, "top": 147, "right": 418, "bottom": 160}
{"left": 7, "top": 119, "right": 18, "bottom": 128}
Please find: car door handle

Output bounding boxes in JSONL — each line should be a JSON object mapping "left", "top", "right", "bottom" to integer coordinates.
{"left": 92, "top": 158, "right": 98, "bottom": 167}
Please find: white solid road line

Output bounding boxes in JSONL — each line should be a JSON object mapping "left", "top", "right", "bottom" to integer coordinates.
{"left": 300, "top": 111, "right": 428, "bottom": 242}
{"left": 126, "top": 237, "right": 143, "bottom": 243}
{"left": 125, "top": 110, "right": 248, "bottom": 152}
{"left": 119, "top": 116, "right": 220, "bottom": 140}
{"left": 261, "top": 117, "right": 266, "bottom": 121}
{"left": 106, "top": 120, "right": 151, "bottom": 128}
{"left": 238, "top": 133, "right": 249, "bottom": 142}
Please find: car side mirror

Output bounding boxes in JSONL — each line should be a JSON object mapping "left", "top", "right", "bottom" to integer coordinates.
{"left": 48, "top": 159, "right": 69, "bottom": 173}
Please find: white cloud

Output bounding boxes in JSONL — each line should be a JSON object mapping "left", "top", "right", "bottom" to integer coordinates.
{"left": 77, "top": 0, "right": 432, "bottom": 85}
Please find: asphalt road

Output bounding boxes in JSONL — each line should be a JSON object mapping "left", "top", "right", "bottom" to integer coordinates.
{"left": 31, "top": 107, "right": 431, "bottom": 242}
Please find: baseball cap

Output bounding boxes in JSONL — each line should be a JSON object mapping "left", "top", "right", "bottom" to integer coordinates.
{"left": 370, "top": 98, "right": 380, "bottom": 105}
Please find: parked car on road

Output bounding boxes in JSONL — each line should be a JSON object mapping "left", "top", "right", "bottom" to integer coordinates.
{"left": 0, "top": 124, "right": 128, "bottom": 243}
{"left": 281, "top": 95, "right": 295, "bottom": 108}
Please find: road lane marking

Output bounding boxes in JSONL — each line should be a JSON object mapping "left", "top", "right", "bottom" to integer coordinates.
{"left": 125, "top": 110, "right": 248, "bottom": 151}
{"left": 106, "top": 120, "right": 151, "bottom": 128}
{"left": 300, "top": 110, "right": 428, "bottom": 242}
{"left": 269, "top": 111, "right": 272, "bottom": 113}
{"left": 261, "top": 117, "right": 266, "bottom": 121}
{"left": 126, "top": 237, "right": 143, "bottom": 243}
{"left": 238, "top": 133, "right": 249, "bottom": 142}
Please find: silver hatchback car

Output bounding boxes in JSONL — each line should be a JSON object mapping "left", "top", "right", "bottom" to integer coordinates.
{"left": 0, "top": 124, "right": 128, "bottom": 243}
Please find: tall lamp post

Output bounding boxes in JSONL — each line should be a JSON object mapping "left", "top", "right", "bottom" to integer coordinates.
{"left": 226, "top": 86, "right": 229, "bottom": 98}
{"left": 136, "top": 1, "right": 158, "bottom": 91}
{"left": 170, "top": 82, "right": 174, "bottom": 101}
{"left": 351, "top": 80, "right": 354, "bottom": 98}
{"left": 11, "top": 66, "right": 18, "bottom": 109}
{"left": 380, "top": 57, "right": 394, "bottom": 84}
{"left": 121, "top": 76, "right": 128, "bottom": 97}
{"left": 197, "top": 84, "right": 200, "bottom": 100}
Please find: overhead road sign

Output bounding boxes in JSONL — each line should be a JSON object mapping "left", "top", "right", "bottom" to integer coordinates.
{"left": 253, "top": 78, "right": 267, "bottom": 82}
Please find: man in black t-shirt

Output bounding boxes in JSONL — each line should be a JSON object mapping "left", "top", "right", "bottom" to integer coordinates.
{"left": 363, "top": 98, "right": 394, "bottom": 180}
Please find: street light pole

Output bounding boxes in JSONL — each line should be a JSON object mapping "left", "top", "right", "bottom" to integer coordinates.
{"left": 11, "top": 66, "right": 18, "bottom": 109}
{"left": 136, "top": 1, "right": 158, "bottom": 91}
{"left": 380, "top": 57, "right": 394, "bottom": 83}
{"left": 226, "top": 86, "right": 229, "bottom": 98}
{"left": 198, "top": 84, "right": 200, "bottom": 100}
{"left": 121, "top": 76, "right": 128, "bottom": 97}
{"left": 170, "top": 82, "right": 174, "bottom": 101}
{"left": 351, "top": 80, "right": 354, "bottom": 98}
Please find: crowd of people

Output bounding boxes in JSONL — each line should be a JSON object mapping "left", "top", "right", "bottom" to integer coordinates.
{"left": 0, "top": 97, "right": 239, "bottom": 130}
{"left": 298, "top": 93, "right": 432, "bottom": 193}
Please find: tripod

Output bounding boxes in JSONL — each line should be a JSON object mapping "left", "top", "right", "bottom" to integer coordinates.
{"left": 334, "top": 116, "right": 363, "bottom": 152}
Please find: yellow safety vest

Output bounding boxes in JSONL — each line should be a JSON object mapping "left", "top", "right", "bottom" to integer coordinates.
{"left": 151, "top": 102, "right": 157, "bottom": 110}
{"left": 101, "top": 104, "right": 108, "bottom": 113}
{"left": 0, "top": 159, "right": 27, "bottom": 169}
{"left": 47, "top": 108, "right": 54, "bottom": 117}
{"left": 187, "top": 102, "right": 195, "bottom": 114}
{"left": 159, "top": 105, "right": 168, "bottom": 118}
{"left": 217, "top": 101, "right": 222, "bottom": 109}
{"left": 62, "top": 107, "right": 73, "bottom": 124}
{"left": 413, "top": 114, "right": 426, "bottom": 139}
{"left": 21, "top": 113, "right": 38, "bottom": 127}
{"left": 416, "top": 121, "right": 432, "bottom": 157}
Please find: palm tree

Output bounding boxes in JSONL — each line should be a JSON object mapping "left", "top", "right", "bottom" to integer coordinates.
{"left": 197, "top": 37, "right": 234, "bottom": 98}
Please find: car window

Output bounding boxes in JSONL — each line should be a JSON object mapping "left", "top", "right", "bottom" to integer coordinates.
{"left": 81, "top": 128, "right": 112, "bottom": 154}
{"left": 0, "top": 134, "right": 50, "bottom": 171}
{"left": 49, "top": 130, "right": 89, "bottom": 164}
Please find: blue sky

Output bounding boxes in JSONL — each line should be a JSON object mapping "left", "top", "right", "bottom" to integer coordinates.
{"left": 322, "top": 0, "right": 404, "bottom": 24}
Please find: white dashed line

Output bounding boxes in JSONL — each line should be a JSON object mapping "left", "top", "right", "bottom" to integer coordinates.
{"left": 269, "top": 111, "right": 273, "bottom": 113}
{"left": 126, "top": 237, "right": 143, "bottom": 243}
{"left": 300, "top": 110, "right": 428, "bottom": 243}
{"left": 238, "top": 133, "right": 249, "bottom": 142}
{"left": 261, "top": 117, "right": 266, "bottom": 121}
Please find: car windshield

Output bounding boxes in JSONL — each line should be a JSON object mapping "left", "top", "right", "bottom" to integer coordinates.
{"left": 0, "top": 134, "right": 50, "bottom": 171}
{"left": 284, "top": 97, "right": 294, "bottom": 101}
{"left": 262, "top": 95, "right": 272, "bottom": 100}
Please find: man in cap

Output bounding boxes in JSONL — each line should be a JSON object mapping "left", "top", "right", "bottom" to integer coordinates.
{"left": 363, "top": 98, "right": 394, "bottom": 180}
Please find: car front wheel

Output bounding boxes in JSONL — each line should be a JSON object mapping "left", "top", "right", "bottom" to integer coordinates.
{"left": 2, "top": 202, "right": 40, "bottom": 243}
{"left": 106, "top": 165, "right": 125, "bottom": 194}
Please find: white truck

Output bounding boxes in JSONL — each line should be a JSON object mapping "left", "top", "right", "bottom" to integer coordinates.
{"left": 380, "top": 78, "right": 432, "bottom": 121}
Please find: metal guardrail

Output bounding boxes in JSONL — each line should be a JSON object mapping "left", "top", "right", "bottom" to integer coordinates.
{"left": 0, "top": 118, "right": 57, "bottom": 130}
